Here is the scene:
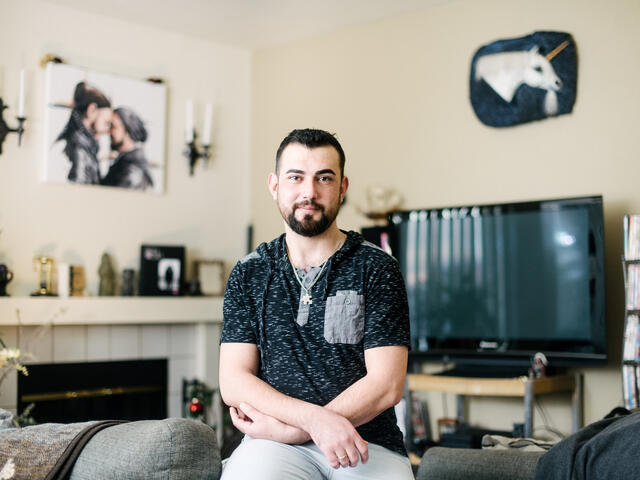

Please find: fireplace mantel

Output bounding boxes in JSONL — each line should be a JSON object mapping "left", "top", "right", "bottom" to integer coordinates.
{"left": 1, "top": 296, "right": 224, "bottom": 426}
{"left": 0, "top": 297, "right": 223, "bottom": 325}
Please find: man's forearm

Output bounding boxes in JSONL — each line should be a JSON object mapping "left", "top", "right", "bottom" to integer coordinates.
{"left": 325, "top": 345, "right": 408, "bottom": 427}
{"left": 220, "top": 367, "right": 317, "bottom": 435}
{"left": 219, "top": 343, "right": 319, "bottom": 435}
{"left": 325, "top": 373, "right": 404, "bottom": 427}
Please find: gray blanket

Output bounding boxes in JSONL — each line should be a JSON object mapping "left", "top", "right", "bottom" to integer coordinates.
{"left": 0, "top": 409, "right": 123, "bottom": 480}
{"left": 535, "top": 411, "right": 640, "bottom": 479}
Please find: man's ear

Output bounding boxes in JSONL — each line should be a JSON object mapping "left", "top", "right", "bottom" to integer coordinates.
{"left": 340, "top": 176, "right": 349, "bottom": 203}
{"left": 267, "top": 172, "right": 278, "bottom": 201}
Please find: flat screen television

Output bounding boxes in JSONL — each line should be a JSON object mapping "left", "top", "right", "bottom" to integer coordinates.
{"left": 388, "top": 195, "right": 607, "bottom": 373}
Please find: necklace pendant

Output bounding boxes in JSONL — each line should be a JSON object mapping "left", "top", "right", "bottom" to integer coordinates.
{"left": 302, "top": 293, "right": 313, "bottom": 305}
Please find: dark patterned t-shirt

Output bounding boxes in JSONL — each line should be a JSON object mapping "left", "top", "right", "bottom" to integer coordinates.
{"left": 221, "top": 230, "right": 410, "bottom": 456}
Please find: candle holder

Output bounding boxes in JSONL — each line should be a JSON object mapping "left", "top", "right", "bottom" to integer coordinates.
{"left": 183, "top": 130, "right": 211, "bottom": 176}
{"left": 0, "top": 97, "right": 26, "bottom": 155}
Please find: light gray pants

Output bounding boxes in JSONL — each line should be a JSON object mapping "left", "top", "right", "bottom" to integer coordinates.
{"left": 221, "top": 436, "right": 413, "bottom": 480}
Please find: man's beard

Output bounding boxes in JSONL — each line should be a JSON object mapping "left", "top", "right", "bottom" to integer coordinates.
{"left": 110, "top": 138, "right": 123, "bottom": 151}
{"left": 283, "top": 199, "right": 341, "bottom": 237}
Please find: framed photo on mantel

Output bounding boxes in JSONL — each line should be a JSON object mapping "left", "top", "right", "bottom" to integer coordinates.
{"left": 194, "top": 259, "right": 225, "bottom": 296}
{"left": 139, "top": 245, "right": 185, "bottom": 296}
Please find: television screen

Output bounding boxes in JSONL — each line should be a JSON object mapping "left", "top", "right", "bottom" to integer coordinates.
{"left": 389, "top": 195, "right": 607, "bottom": 369}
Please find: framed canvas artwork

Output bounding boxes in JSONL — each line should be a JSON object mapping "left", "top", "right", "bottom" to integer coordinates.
{"left": 43, "top": 62, "right": 167, "bottom": 193}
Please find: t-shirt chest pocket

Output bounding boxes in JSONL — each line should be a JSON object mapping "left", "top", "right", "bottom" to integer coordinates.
{"left": 324, "top": 290, "right": 364, "bottom": 344}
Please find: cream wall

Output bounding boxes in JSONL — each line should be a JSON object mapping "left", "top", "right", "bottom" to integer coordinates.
{"left": 251, "top": 0, "right": 640, "bottom": 435}
{"left": 0, "top": 0, "right": 251, "bottom": 297}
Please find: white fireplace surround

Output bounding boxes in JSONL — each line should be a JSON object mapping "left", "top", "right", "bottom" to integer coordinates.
{"left": 0, "top": 297, "right": 223, "bottom": 420}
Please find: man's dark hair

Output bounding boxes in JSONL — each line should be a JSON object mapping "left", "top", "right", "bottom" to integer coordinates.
{"left": 73, "top": 81, "right": 111, "bottom": 116}
{"left": 56, "top": 82, "right": 111, "bottom": 145}
{"left": 275, "top": 129, "right": 345, "bottom": 178}
{"left": 114, "top": 107, "right": 148, "bottom": 143}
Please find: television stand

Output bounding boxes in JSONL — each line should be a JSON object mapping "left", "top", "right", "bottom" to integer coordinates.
{"left": 406, "top": 372, "right": 583, "bottom": 440}
{"left": 434, "top": 364, "right": 530, "bottom": 379}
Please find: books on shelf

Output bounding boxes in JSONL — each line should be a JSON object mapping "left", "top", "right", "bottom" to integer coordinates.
{"left": 626, "top": 264, "right": 640, "bottom": 310}
{"left": 622, "top": 364, "right": 639, "bottom": 410}
{"left": 623, "top": 215, "right": 640, "bottom": 409}
{"left": 624, "top": 214, "right": 640, "bottom": 260}
{"left": 623, "top": 314, "right": 640, "bottom": 361}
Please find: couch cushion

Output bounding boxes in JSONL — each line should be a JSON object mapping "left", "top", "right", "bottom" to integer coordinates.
{"left": 416, "top": 446, "right": 543, "bottom": 480}
{"left": 69, "top": 418, "right": 221, "bottom": 480}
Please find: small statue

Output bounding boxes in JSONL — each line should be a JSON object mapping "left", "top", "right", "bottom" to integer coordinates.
{"left": 357, "top": 184, "right": 403, "bottom": 224}
{"left": 0, "top": 263, "right": 13, "bottom": 296}
{"left": 121, "top": 269, "right": 135, "bottom": 296}
{"left": 98, "top": 253, "right": 116, "bottom": 296}
{"left": 529, "top": 352, "right": 548, "bottom": 379}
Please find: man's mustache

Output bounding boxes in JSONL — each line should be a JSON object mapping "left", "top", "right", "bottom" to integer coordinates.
{"left": 293, "top": 200, "right": 324, "bottom": 212}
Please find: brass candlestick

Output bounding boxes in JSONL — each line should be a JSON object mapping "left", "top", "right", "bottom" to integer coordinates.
{"left": 31, "top": 256, "right": 56, "bottom": 296}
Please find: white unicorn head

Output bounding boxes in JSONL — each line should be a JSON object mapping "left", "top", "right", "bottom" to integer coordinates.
{"left": 475, "top": 40, "right": 569, "bottom": 115}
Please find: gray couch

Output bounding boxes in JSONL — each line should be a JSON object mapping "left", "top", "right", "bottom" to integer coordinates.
{"left": 70, "top": 418, "right": 221, "bottom": 479}
{"left": 414, "top": 411, "right": 640, "bottom": 480}
{"left": 0, "top": 415, "right": 221, "bottom": 480}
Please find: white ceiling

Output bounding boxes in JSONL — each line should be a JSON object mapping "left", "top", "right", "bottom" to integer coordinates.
{"left": 42, "top": 0, "right": 446, "bottom": 50}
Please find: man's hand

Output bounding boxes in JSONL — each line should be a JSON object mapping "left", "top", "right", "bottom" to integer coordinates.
{"left": 303, "top": 406, "right": 369, "bottom": 469}
{"left": 230, "top": 403, "right": 310, "bottom": 445}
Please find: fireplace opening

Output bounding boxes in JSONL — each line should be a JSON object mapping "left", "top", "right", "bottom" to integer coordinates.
{"left": 17, "top": 359, "right": 167, "bottom": 423}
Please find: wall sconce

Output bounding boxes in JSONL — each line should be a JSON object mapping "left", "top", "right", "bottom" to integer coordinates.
{"left": 0, "top": 69, "right": 27, "bottom": 155}
{"left": 183, "top": 100, "right": 213, "bottom": 175}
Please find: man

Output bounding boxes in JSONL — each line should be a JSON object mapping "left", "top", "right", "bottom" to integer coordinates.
{"left": 56, "top": 81, "right": 112, "bottom": 184}
{"left": 219, "top": 128, "right": 413, "bottom": 479}
{"left": 102, "top": 107, "right": 154, "bottom": 191}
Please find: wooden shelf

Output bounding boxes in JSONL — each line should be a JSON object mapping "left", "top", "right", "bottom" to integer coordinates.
{"left": 408, "top": 373, "right": 575, "bottom": 397}
{"left": 0, "top": 296, "right": 223, "bottom": 325}
{"left": 407, "top": 372, "right": 582, "bottom": 438}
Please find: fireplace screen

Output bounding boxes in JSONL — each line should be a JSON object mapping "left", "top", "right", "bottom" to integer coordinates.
{"left": 17, "top": 359, "right": 167, "bottom": 423}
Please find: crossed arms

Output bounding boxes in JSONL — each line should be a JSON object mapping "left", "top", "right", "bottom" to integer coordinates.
{"left": 219, "top": 342, "right": 408, "bottom": 468}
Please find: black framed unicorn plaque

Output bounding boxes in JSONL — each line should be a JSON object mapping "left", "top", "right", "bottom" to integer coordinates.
{"left": 470, "top": 31, "right": 577, "bottom": 128}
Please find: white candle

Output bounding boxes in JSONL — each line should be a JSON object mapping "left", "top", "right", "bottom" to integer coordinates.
{"left": 202, "top": 103, "right": 213, "bottom": 145}
{"left": 58, "top": 262, "right": 70, "bottom": 298}
{"left": 185, "top": 99, "right": 194, "bottom": 143}
{"left": 18, "top": 69, "right": 25, "bottom": 117}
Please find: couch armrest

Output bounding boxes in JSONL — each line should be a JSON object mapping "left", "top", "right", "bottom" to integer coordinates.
{"left": 415, "top": 447, "right": 544, "bottom": 480}
{"left": 70, "top": 418, "right": 221, "bottom": 480}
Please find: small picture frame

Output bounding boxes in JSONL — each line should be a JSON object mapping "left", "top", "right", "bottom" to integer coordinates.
{"left": 139, "top": 245, "right": 185, "bottom": 296}
{"left": 194, "top": 259, "right": 225, "bottom": 296}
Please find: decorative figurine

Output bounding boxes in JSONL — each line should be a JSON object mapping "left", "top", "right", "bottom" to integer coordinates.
{"left": 357, "top": 184, "right": 403, "bottom": 224}
{"left": 0, "top": 264, "right": 13, "bottom": 296}
{"left": 98, "top": 253, "right": 116, "bottom": 296}
{"left": 529, "top": 352, "right": 548, "bottom": 379}
{"left": 121, "top": 268, "right": 135, "bottom": 296}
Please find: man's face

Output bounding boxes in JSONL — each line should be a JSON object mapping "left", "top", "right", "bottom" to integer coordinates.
{"left": 268, "top": 143, "right": 348, "bottom": 237}
{"left": 110, "top": 112, "right": 126, "bottom": 151}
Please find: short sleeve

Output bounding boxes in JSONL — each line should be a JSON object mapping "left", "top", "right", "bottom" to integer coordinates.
{"left": 220, "top": 263, "right": 257, "bottom": 344}
{"left": 363, "top": 257, "right": 411, "bottom": 350}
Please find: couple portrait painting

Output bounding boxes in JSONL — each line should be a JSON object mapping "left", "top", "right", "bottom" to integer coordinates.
{"left": 54, "top": 81, "right": 154, "bottom": 191}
